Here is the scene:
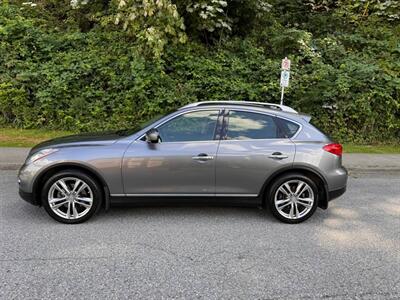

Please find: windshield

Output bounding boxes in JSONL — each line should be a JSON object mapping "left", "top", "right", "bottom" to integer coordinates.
{"left": 115, "top": 111, "right": 175, "bottom": 136}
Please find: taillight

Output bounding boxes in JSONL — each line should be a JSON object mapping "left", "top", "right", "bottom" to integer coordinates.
{"left": 323, "top": 143, "right": 343, "bottom": 156}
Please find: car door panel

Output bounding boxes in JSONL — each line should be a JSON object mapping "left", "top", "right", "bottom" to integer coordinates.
{"left": 215, "top": 109, "right": 296, "bottom": 195}
{"left": 216, "top": 139, "right": 295, "bottom": 195}
{"left": 122, "top": 109, "right": 222, "bottom": 196}
{"left": 122, "top": 141, "right": 219, "bottom": 195}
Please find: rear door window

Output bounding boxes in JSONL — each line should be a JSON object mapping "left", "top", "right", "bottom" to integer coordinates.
{"left": 225, "top": 111, "right": 279, "bottom": 140}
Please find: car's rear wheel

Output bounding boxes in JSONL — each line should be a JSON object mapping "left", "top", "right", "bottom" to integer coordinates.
{"left": 267, "top": 173, "right": 319, "bottom": 224}
{"left": 42, "top": 170, "right": 102, "bottom": 224}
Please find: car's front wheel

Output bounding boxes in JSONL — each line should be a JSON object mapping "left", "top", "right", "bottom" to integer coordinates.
{"left": 42, "top": 170, "right": 102, "bottom": 224}
{"left": 268, "top": 173, "right": 319, "bottom": 224}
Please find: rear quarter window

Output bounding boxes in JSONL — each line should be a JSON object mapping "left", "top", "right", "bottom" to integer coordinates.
{"left": 276, "top": 118, "right": 300, "bottom": 138}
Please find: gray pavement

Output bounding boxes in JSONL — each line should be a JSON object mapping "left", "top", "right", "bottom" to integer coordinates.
{"left": 1, "top": 170, "right": 399, "bottom": 299}
{"left": 0, "top": 147, "right": 30, "bottom": 170}
{"left": 1, "top": 147, "right": 400, "bottom": 172}
{"left": 343, "top": 153, "right": 400, "bottom": 173}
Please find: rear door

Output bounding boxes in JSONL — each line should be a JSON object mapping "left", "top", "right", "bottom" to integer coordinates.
{"left": 215, "top": 109, "right": 297, "bottom": 196}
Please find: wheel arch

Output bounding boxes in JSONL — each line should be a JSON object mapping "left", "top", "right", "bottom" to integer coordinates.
{"left": 260, "top": 165, "right": 329, "bottom": 209}
{"left": 32, "top": 162, "right": 111, "bottom": 210}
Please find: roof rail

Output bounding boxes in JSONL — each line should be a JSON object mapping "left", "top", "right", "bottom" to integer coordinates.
{"left": 180, "top": 101, "right": 298, "bottom": 114}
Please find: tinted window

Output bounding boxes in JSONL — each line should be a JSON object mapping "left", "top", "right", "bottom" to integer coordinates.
{"left": 226, "top": 111, "right": 279, "bottom": 140}
{"left": 158, "top": 110, "right": 219, "bottom": 142}
{"left": 276, "top": 118, "right": 300, "bottom": 138}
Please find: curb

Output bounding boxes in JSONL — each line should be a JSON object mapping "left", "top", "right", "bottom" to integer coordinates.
{"left": 347, "top": 168, "right": 400, "bottom": 174}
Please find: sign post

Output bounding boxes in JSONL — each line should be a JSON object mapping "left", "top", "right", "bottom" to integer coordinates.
{"left": 280, "top": 57, "right": 291, "bottom": 105}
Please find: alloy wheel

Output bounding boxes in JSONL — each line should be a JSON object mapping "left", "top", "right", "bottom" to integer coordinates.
{"left": 274, "top": 179, "right": 315, "bottom": 220}
{"left": 48, "top": 177, "right": 93, "bottom": 220}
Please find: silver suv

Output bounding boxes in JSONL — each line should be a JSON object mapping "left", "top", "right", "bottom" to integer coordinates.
{"left": 18, "top": 101, "right": 347, "bottom": 224}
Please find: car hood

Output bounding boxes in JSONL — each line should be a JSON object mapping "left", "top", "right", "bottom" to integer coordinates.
{"left": 29, "top": 130, "right": 132, "bottom": 155}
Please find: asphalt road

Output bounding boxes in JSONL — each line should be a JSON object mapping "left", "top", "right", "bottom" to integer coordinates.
{"left": 1, "top": 171, "right": 399, "bottom": 300}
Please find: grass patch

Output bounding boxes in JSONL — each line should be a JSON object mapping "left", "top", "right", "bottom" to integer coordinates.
{"left": 343, "top": 143, "right": 400, "bottom": 154}
{"left": 0, "top": 128, "right": 73, "bottom": 147}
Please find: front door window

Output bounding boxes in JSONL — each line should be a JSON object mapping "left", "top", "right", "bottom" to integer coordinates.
{"left": 158, "top": 110, "right": 219, "bottom": 142}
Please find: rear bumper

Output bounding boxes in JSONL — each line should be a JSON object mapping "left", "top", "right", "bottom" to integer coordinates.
{"left": 325, "top": 165, "right": 347, "bottom": 203}
{"left": 328, "top": 186, "right": 346, "bottom": 201}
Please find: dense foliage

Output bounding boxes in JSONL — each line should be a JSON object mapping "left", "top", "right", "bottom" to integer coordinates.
{"left": 0, "top": 0, "right": 399, "bottom": 143}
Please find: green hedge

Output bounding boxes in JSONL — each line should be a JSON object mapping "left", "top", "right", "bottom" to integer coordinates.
{"left": 0, "top": 4, "right": 399, "bottom": 143}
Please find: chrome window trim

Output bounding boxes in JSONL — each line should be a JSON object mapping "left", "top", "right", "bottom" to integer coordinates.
{"left": 133, "top": 140, "right": 220, "bottom": 145}
{"left": 219, "top": 138, "right": 291, "bottom": 143}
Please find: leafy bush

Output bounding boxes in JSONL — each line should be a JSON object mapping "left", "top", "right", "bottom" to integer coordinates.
{"left": 0, "top": 2, "right": 399, "bottom": 143}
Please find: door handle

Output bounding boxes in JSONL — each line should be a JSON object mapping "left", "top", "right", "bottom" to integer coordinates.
{"left": 192, "top": 153, "right": 214, "bottom": 161}
{"left": 268, "top": 152, "right": 289, "bottom": 160}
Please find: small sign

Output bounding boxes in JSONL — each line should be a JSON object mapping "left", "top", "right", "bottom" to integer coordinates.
{"left": 280, "top": 70, "right": 290, "bottom": 87}
{"left": 281, "top": 57, "right": 291, "bottom": 70}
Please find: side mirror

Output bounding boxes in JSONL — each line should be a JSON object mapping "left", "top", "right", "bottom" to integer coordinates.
{"left": 145, "top": 128, "right": 161, "bottom": 143}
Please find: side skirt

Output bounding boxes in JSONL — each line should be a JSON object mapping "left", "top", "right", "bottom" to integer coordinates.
{"left": 110, "top": 195, "right": 262, "bottom": 207}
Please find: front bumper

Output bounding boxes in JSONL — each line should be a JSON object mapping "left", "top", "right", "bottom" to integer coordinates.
{"left": 18, "top": 163, "right": 41, "bottom": 206}
{"left": 19, "top": 188, "right": 39, "bottom": 206}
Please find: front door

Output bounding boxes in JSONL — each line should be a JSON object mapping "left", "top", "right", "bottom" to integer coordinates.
{"left": 122, "top": 110, "right": 221, "bottom": 195}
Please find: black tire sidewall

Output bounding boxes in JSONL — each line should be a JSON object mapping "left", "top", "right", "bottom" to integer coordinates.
{"left": 42, "top": 170, "right": 102, "bottom": 224}
{"left": 268, "top": 173, "right": 319, "bottom": 224}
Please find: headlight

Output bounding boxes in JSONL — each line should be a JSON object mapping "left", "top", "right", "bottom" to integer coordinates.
{"left": 26, "top": 148, "right": 59, "bottom": 164}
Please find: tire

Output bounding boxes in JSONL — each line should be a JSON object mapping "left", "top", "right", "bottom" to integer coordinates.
{"left": 267, "top": 173, "right": 319, "bottom": 224}
{"left": 41, "top": 170, "right": 103, "bottom": 224}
